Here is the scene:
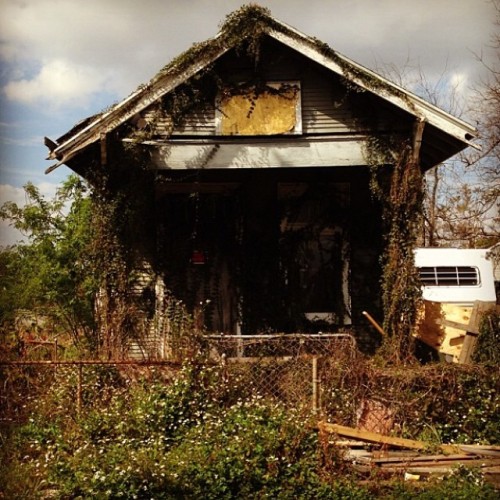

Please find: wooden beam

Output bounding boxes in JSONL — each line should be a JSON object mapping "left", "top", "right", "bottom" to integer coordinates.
{"left": 437, "top": 318, "right": 478, "bottom": 335}
{"left": 132, "top": 137, "right": 370, "bottom": 170}
{"left": 44, "top": 136, "right": 59, "bottom": 152}
{"left": 100, "top": 132, "right": 107, "bottom": 167}
{"left": 362, "top": 311, "right": 387, "bottom": 337}
{"left": 411, "top": 119, "right": 425, "bottom": 164}
{"left": 318, "top": 422, "right": 458, "bottom": 454}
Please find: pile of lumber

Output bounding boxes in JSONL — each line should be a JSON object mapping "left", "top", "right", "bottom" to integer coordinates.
{"left": 319, "top": 422, "right": 500, "bottom": 484}
{"left": 353, "top": 449, "right": 500, "bottom": 476}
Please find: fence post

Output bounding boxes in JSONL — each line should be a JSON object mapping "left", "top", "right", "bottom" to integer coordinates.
{"left": 312, "top": 356, "right": 318, "bottom": 412}
{"left": 77, "top": 365, "right": 83, "bottom": 416}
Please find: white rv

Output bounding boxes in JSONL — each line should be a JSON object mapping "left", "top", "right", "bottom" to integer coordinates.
{"left": 414, "top": 247, "right": 497, "bottom": 304}
{"left": 414, "top": 247, "right": 498, "bottom": 362}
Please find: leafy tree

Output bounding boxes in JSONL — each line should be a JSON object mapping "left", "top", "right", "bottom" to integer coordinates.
{"left": 0, "top": 175, "right": 97, "bottom": 351}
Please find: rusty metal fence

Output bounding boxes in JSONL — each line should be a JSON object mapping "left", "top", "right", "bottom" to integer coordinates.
{"left": 202, "top": 334, "right": 357, "bottom": 411}
{"left": 0, "top": 333, "right": 357, "bottom": 426}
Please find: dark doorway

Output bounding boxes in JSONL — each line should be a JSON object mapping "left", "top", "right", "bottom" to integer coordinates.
{"left": 157, "top": 172, "right": 351, "bottom": 334}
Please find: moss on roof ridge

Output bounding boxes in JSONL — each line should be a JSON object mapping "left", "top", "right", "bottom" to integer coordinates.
{"left": 129, "top": 3, "right": 404, "bottom": 109}
{"left": 57, "top": 4, "right": 409, "bottom": 144}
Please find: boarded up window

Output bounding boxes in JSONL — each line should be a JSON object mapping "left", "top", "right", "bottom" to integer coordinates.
{"left": 217, "top": 82, "right": 301, "bottom": 136}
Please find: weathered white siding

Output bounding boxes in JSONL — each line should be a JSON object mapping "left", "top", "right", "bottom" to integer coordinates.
{"left": 145, "top": 136, "right": 367, "bottom": 170}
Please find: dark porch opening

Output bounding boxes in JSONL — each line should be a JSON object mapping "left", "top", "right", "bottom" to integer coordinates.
{"left": 155, "top": 167, "right": 380, "bottom": 336}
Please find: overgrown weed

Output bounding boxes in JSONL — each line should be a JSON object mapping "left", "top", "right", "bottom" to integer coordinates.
{"left": 1, "top": 356, "right": 499, "bottom": 498}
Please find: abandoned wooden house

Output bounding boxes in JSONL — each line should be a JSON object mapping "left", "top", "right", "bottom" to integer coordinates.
{"left": 44, "top": 7, "right": 477, "bottom": 358}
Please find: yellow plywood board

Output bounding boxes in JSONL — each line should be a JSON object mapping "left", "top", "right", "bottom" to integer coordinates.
{"left": 220, "top": 87, "right": 298, "bottom": 135}
{"left": 416, "top": 301, "right": 498, "bottom": 362}
{"left": 416, "top": 301, "right": 472, "bottom": 362}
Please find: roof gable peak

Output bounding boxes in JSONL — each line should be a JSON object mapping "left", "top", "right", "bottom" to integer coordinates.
{"left": 47, "top": 4, "right": 477, "bottom": 171}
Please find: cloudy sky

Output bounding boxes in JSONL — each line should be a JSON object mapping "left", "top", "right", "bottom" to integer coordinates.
{"left": 0, "top": 0, "right": 497, "bottom": 245}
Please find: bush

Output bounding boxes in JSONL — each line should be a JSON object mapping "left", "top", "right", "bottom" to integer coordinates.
{"left": 322, "top": 362, "right": 500, "bottom": 445}
{"left": 1, "top": 364, "right": 368, "bottom": 499}
{"left": 1, "top": 360, "right": 499, "bottom": 498}
{"left": 473, "top": 310, "right": 500, "bottom": 365}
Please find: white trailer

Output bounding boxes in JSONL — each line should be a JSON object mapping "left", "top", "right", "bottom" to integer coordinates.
{"left": 414, "top": 247, "right": 498, "bottom": 362}
{"left": 414, "top": 247, "right": 497, "bottom": 304}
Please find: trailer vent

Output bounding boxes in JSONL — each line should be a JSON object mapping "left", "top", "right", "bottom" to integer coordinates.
{"left": 418, "top": 266, "right": 480, "bottom": 286}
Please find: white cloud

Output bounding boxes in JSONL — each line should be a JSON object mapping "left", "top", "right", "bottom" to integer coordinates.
{"left": 0, "top": 183, "right": 28, "bottom": 207}
{"left": 3, "top": 59, "right": 109, "bottom": 108}
{"left": 0, "top": 0, "right": 495, "bottom": 112}
{"left": 0, "top": 219, "right": 26, "bottom": 247}
{"left": 36, "top": 181, "right": 58, "bottom": 199}
{"left": 449, "top": 72, "right": 467, "bottom": 94}
{"left": 0, "top": 0, "right": 223, "bottom": 108}
{"left": 1, "top": 0, "right": 496, "bottom": 110}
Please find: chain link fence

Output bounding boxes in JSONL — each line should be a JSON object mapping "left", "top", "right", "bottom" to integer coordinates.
{"left": 0, "top": 333, "right": 358, "bottom": 428}
{"left": 201, "top": 333, "right": 357, "bottom": 411}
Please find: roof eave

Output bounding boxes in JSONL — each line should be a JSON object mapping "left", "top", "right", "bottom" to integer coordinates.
{"left": 48, "top": 15, "right": 478, "bottom": 170}
{"left": 49, "top": 40, "right": 232, "bottom": 165}
{"left": 268, "top": 28, "right": 477, "bottom": 150}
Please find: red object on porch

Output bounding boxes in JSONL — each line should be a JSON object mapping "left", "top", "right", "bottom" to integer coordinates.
{"left": 191, "top": 249, "right": 206, "bottom": 265}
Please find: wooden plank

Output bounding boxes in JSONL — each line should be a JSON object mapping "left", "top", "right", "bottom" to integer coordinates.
{"left": 483, "top": 466, "right": 500, "bottom": 473}
{"left": 459, "top": 333, "right": 478, "bottom": 365}
{"left": 362, "top": 311, "right": 387, "bottom": 337}
{"left": 366, "top": 454, "right": 478, "bottom": 464}
{"left": 44, "top": 136, "right": 58, "bottom": 151}
{"left": 404, "top": 466, "right": 477, "bottom": 474}
{"left": 437, "top": 318, "right": 477, "bottom": 335}
{"left": 355, "top": 463, "right": 500, "bottom": 476}
{"left": 380, "top": 458, "right": 500, "bottom": 469}
{"left": 318, "top": 422, "right": 457, "bottom": 453}
{"left": 459, "top": 445, "right": 500, "bottom": 457}
{"left": 458, "top": 300, "right": 482, "bottom": 364}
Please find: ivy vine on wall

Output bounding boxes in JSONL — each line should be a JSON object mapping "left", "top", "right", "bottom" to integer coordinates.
{"left": 366, "top": 131, "right": 425, "bottom": 363}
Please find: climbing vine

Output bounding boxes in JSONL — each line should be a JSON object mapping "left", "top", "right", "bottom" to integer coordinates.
{"left": 366, "top": 133, "right": 425, "bottom": 362}
{"left": 88, "top": 142, "right": 157, "bottom": 358}
{"left": 73, "top": 4, "right": 428, "bottom": 355}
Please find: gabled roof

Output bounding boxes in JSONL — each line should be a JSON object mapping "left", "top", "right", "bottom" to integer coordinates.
{"left": 46, "top": 5, "right": 477, "bottom": 173}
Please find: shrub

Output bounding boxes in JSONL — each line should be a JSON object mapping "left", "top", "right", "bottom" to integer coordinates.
{"left": 473, "top": 310, "right": 500, "bottom": 365}
{"left": 2, "top": 360, "right": 499, "bottom": 498}
{"left": 10, "top": 364, "right": 366, "bottom": 499}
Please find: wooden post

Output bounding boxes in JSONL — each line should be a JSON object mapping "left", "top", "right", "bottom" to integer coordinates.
{"left": 100, "top": 132, "right": 107, "bottom": 167}
{"left": 411, "top": 119, "right": 425, "bottom": 163}
{"left": 312, "top": 356, "right": 318, "bottom": 412}
{"left": 362, "top": 311, "right": 387, "bottom": 337}
{"left": 77, "top": 365, "right": 83, "bottom": 417}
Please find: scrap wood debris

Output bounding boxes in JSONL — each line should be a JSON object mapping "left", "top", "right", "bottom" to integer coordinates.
{"left": 318, "top": 421, "right": 500, "bottom": 482}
